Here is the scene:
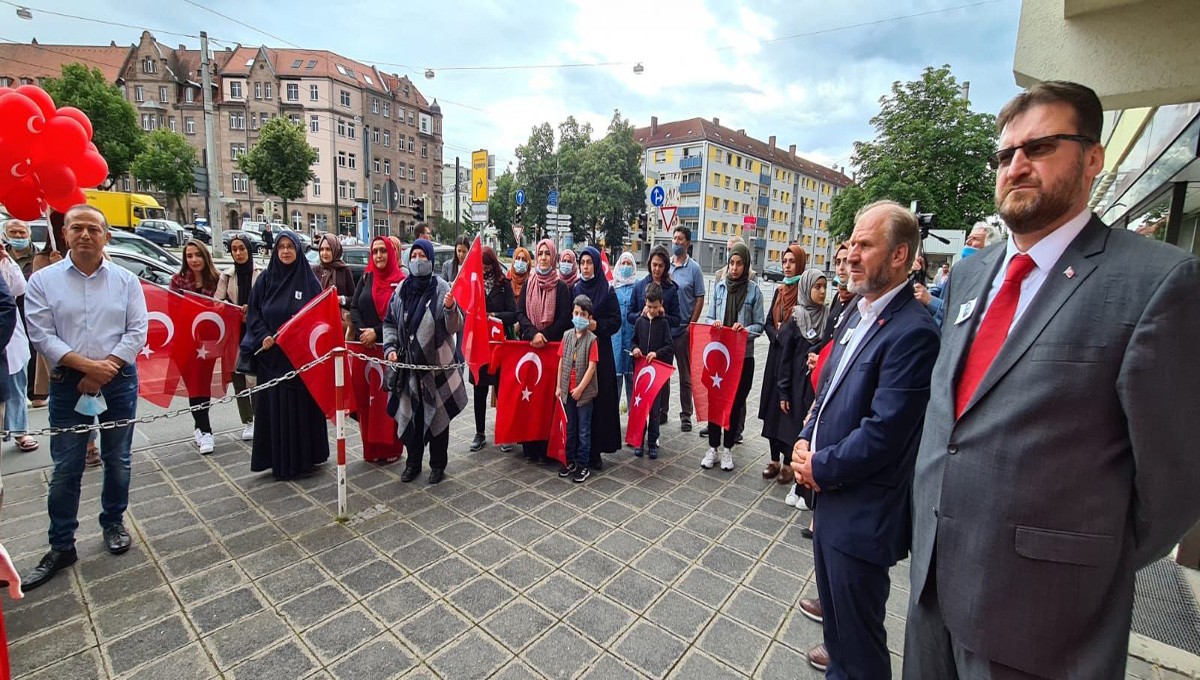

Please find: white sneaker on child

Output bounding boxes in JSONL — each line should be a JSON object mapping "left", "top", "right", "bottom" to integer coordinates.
{"left": 198, "top": 432, "right": 215, "bottom": 455}
{"left": 719, "top": 447, "right": 734, "bottom": 471}
{"left": 700, "top": 447, "right": 718, "bottom": 469}
{"left": 242, "top": 422, "right": 254, "bottom": 441}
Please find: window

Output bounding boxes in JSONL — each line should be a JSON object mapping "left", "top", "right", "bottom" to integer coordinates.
{"left": 185, "top": 117, "right": 195, "bottom": 135}
{"left": 291, "top": 59, "right": 303, "bottom": 68}
{"left": 310, "top": 115, "right": 319, "bottom": 133}
{"left": 382, "top": 129, "right": 390, "bottom": 147}
{"left": 337, "top": 119, "right": 346, "bottom": 137}
{"left": 230, "top": 81, "right": 242, "bottom": 99}
{"left": 288, "top": 113, "right": 301, "bottom": 125}
{"left": 232, "top": 174, "right": 248, "bottom": 193}
{"left": 140, "top": 114, "right": 154, "bottom": 131}
{"left": 337, "top": 151, "right": 347, "bottom": 167}
{"left": 229, "top": 112, "right": 245, "bottom": 130}
{"left": 347, "top": 154, "right": 357, "bottom": 169}
{"left": 349, "top": 182, "right": 357, "bottom": 199}
{"left": 373, "top": 185, "right": 381, "bottom": 204}
{"left": 306, "top": 59, "right": 317, "bottom": 69}
{"left": 0, "top": 77, "right": 10, "bottom": 87}
{"left": 421, "top": 169, "right": 428, "bottom": 184}
{"left": 338, "top": 180, "right": 348, "bottom": 199}
{"left": 339, "top": 90, "right": 351, "bottom": 107}
{"left": 185, "top": 88, "right": 194, "bottom": 104}
{"left": 408, "top": 165, "right": 415, "bottom": 180}
{"left": 313, "top": 148, "right": 320, "bottom": 164}
{"left": 372, "top": 128, "right": 380, "bottom": 144}
{"left": 382, "top": 102, "right": 390, "bottom": 118}
{"left": 408, "top": 137, "right": 415, "bottom": 152}
{"left": 168, "top": 116, "right": 177, "bottom": 132}
{"left": 142, "top": 57, "right": 156, "bottom": 74}
{"left": 371, "top": 98, "right": 379, "bottom": 114}
{"left": 286, "top": 83, "right": 299, "bottom": 100}
{"left": 230, "top": 143, "right": 246, "bottom": 160}
{"left": 134, "top": 85, "right": 144, "bottom": 102}
{"left": 254, "top": 82, "right": 263, "bottom": 99}
{"left": 383, "top": 159, "right": 390, "bottom": 175}
{"left": 373, "top": 158, "right": 381, "bottom": 173}
{"left": 249, "top": 113, "right": 259, "bottom": 131}
{"left": 310, "top": 84, "right": 319, "bottom": 101}
{"left": 723, "top": 176, "right": 731, "bottom": 189}
{"left": 159, "top": 86, "right": 169, "bottom": 103}
{"left": 347, "top": 122, "right": 356, "bottom": 140}
{"left": 407, "top": 110, "right": 415, "bottom": 125}
{"left": 311, "top": 177, "right": 320, "bottom": 197}
{"left": 421, "top": 142, "right": 427, "bottom": 158}
{"left": 654, "top": 150, "right": 666, "bottom": 163}
{"left": 264, "top": 82, "right": 272, "bottom": 99}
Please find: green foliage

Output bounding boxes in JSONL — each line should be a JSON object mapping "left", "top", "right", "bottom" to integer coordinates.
{"left": 236, "top": 117, "right": 317, "bottom": 216}
{"left": 828, "top": 186, "right": 868, "bottom": 243}
{"left": 488, "top": 170, "right": 519, "bottom": 250}
{"left": 840, "top": 65, "right": 997, "bottom": 236}
{"left": 130, "top": 129, "right": 196, "bottom": 219}
{"left": 42, "top": 63, "right": 144, "bottom": 185}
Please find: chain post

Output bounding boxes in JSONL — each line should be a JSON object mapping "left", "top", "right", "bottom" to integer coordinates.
{"left": 332, "top": 346, "right": 348, "bottom": 520}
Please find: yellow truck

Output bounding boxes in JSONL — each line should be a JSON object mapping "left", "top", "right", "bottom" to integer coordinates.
{"left": 84, "top": 190, "right": 167, "bottom": 230}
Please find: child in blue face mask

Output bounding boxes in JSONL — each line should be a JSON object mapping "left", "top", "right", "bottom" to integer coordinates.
{"left": 556, "top": 294, "right": 598, "bottom": 483}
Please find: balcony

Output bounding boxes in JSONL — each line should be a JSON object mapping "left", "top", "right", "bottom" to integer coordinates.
{"left": 752, "top": 237, "right": 767, "bottom": 249}
{"left": 677, "top": 206, "right": 700, "bottom": 219}
{"left": 760, "top": 172, "right": 771, "bottom": 186}
{"left": 757, "top": 195, "right": 770, "bottom": 208}
{"left": 679, "top": 181, "right": 701, "bottom": 195}
{"left": 679, "top": 156, "right": 703, "bottom": 170}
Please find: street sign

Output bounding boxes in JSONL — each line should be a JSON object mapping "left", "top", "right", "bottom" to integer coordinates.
{"left": 471, "top": 203, "right": 489, "bottom": 223}
{"left": 471, "top": 150, "right": 489, "bottom": 203}
{"left": 191, "top": 166, "right": 208, "bottom": 193}
{"left": 515, "top": 189, "right": 525, "bottom": 206}
{"left": 512, "top": 225, "right": 523, "bottom": 242}
{"left": 384, "top": 179, "right": 401, "bottom": 212}
{"left": 547, "top": 190, "right": 559, "bottom": 209}
{"left": 649, "top": 185, "right": 665, "bottom": 207}
{"left": 743, "top": 215, "right": 756, "bottom": 226}
{"left": 659, "top": 206, "right": 677, "bottom": 230}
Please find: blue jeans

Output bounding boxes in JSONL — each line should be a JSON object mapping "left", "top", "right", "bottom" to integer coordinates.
{"left": 3, "top": 367, "right": 27, "bottom": 436}
{"left": 46, "top": 365, "right": 139, "bottom": 550}
{"left": 564, "top": 396, "right": 593, "bottom": 469}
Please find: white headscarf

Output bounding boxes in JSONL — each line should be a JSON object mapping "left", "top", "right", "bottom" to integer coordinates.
{"left": 612, "top": 251, "right": 638, "bottom": 288}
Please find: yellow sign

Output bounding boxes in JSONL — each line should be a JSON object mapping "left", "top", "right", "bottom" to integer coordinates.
{"left": 471, "top": 150, "right": 489, "bottom": 203}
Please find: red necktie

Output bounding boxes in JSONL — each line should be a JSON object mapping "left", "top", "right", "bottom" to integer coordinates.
{"left": 955, "top": 254, "right": 1036, "bottom": 418}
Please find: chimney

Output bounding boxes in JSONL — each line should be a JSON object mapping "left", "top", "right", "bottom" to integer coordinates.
{"left": 788, "top": 144, "right": 797, "bottom": 155}
{"left": 737, "top": 129, "right": 745, "bottom": 136}
{"left": 712, "top": 117, "right": 719, "bottom": 126}
{"left": 650, "top": 116, "right": 658, "bottom": 135}
{"left": 110, "top": 40, "right": 118, "bottom": 47}
{"left": 30, "top": 38, "right": 38, "bottom": 45}
{"left": 769, "top": 135, "right": 776, "bottom": 149}
{"left": 179, "top": 44, "right": 186, "bottom": 51}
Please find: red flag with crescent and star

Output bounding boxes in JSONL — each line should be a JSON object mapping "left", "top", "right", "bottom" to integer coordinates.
{"left": 688, "top": 322, "right": 748, "bottom": 430}
{"left": 136, "top": 282, "right": 184, "bottom": 407}
{"left": 624, "top": 358, "right": 675, "bottom": 447}
{"left": 546, "top": 398, "right": 569, "bottom": 464}
{"left": 450, "top": 235, "right": 490, "bottom": 381}
{"left": 170, "top": 290, "right": 244, "bottom": 399}
{"left": 275, "top": 288, "right": 354, "bottom": 420}
{"left": 346, "top": 342, "right": 403, "bottom": 461}
{"left": 493, "top": 340, "right": 560, "bottom": 444}
{"left": 488, "top": 316, "right": 505, "bottom": 344}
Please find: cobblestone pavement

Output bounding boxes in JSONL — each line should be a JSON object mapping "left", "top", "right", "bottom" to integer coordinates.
{"left": 2, "top": 338, "right": 1196, "bottom": 679}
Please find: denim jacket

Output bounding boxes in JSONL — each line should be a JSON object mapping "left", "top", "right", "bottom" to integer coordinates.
{"left": 705, "top": 278, "right": 765, "bottom": 345}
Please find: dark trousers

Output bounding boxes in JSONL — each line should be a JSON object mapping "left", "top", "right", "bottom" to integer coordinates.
{"left": 472, "top": 376, "right": 498, "bottom": 435}
{"left": 663, "top": 328, "right": 693, "bottom": 422}
{"left": 189, "top": 397, "right": 211, "bottom": 433}
{"left": 708, "top": 357, "right": 754, "bottom": 449}
{"left": 769, "top": 437, "right": 792, "bottom": 464}
{"left": 814, "top": 524, "right": 892, "bottom": 679}
{"left": 403, "top": 398, "right": 449, "bottom": 471}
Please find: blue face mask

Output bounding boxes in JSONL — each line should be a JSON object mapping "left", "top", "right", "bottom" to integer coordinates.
{"left": 559, "top": 262, "right": 574, "bottom": 276}
{"left": 572, "top": 316, "right": 590, "bottom": 331}
{"left": 536, "top": 264, "right": 553, "bottom": 276}
{"left": 513, "top": 261, "right": 528, "bottom": 275}
{"left": 75, "top": 392, "right": 108, "bottom": 417}
{"left": 960, "top": 246, "right": 979, "bottom": 259}
{"left": 617, "top": 265, "right": 633, "bottom": 279}
{"left": 7, "top": 238, "right": 30, "bottom": 250}
{"left": 671, "top": 244, "right": 686, "bottom": 257}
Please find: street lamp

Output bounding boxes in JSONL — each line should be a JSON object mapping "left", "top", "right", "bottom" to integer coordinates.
{"left": 16, "top": 7, "right": 32, "bottom": 19}
{"left": 424, "top": 69, "right": 435, "bottom": 80}
{"left": 632, "top": 62, "right": 644, "bottom": 75}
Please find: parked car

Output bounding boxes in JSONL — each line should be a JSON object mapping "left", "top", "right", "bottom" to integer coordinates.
{"left": 186, "top": 223, "right": 212, "bottom": 244}
{"left": 108, "top": 230, "right": 182, "bottom": 268}
{"left": 222, "top": 229, "right": 267, "bottom": 256}
{"left": 306, "top": 245, "right": 370, "bottom": 286}
{"left": 135, "top": 219, "right": 188, "bottom": 247}
{"left": 762, "top": 264, "right": 785, "bottom": 282}
{"left": 108, "top": 249, "right": 176, "bottom": 288}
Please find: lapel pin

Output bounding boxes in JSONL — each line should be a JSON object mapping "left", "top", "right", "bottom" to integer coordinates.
{"left": 877, "top": 318, "right": 887, "bottom": 327}
{"left": 1064, "top": 266, "right": 1075, "bottom": 279}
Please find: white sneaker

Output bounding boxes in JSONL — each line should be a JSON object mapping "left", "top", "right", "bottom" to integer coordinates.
{"left": 785, "top": 490, "right": 799, "bottom": 507}
{"left": 796, "top": 495, "right": 810, "bottom": 511}
{"left": 720, "top": 447, "right": 734, "bottom": 471}
{"left": 241, "top": 422, "right": 255, "bottom": 441}
{"left": 193, "top": 428, "right": 203, "bottom": 447}
{"left": 198, "top": 432, "right": 215, "bottom": 455}
{"left": 700, "top": 447, "right": 718, "bottom": 469}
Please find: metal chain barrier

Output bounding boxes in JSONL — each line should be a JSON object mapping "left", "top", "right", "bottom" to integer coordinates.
{"left": 0, "top": 348, "right": 465, "bottom": 440}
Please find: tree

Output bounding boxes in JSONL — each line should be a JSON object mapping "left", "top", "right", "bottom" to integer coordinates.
{"left": 130, "top": 130, "right": 196, "bottom": 220}
{"left": 488, "top": 170, "right": 519, "bottom": 251}
{"left": 237, "top": 117, "right": 317, "bottom": 219}
{"left": 829, "top": 65, "right": 996, "bottom": 240}
{"left": 42, "top": 63, "right": 144, "bottom": 185}
{"left": 515, "top": 123, "right": 556, "bottom": 241}
{"left": 828, "top": 185, "right": 868, "bottom": 243}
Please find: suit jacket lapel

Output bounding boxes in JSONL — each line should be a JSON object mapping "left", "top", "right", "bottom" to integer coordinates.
{"left": 961, "top": 217, "right": 1108, "bottom": 417}
{"left": 943, "top": 245, "right": 1007, "bottom": 406}
{"left": 823, "top": 285, "right": 915, "bottom": 404}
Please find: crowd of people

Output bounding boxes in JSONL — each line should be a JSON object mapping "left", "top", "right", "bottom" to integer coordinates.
{"left": 4, "top": 80, "right": 1200, "bottom": 680}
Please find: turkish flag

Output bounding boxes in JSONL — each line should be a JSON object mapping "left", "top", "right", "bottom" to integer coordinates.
{"left": 599, "top": 249, "right": 613, "bottom": 282}
{"left": 547, "top": 398, "right": 568, "bottom": 465}
{"left": 451, "top": 236, "right": 489, "bottom": 381}
{"left": 624, "top": 358, "right": 674, "bottom": 447}
{"left": 488, "top": 316, "right": 505, "bottom": 344}
{"left": 493, "top": 340, "right": 560, "bottom": 444}
{"left": 275, "top": 288, "right": 354, "bottom": 420}
{"left": 347, "top": 342, "right": 403, "bottom": 460}
{"left": 170, "top": 290, "right": 243, "bottom": 399}
{"left": 137, "top": 282, "right": 183, "bottom": 407}
{"left": 689, "top": 322, "right": 748, "bottom": 430}
{"left": 811, "top": 341, "right": 833, "bottom": 391}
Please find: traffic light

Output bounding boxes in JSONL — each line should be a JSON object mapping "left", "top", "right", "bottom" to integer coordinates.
{"left": 413, "top": 197, "right": 425, "bottom": 221}
{"left": 514, "top": 205, "right": 525, "bottom": 225}
{"left": 638, "top": 210, "right": 648, "bottom": 239}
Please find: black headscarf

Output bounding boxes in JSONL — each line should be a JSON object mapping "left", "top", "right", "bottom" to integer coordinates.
{"left": 398, "top": 238, "right": 439, "bottom": 339}
{"left": 229, "top": 235, "right": 255, "bottom": 307}
{"left": 574, "top": 246, "right": 611, "bottom": 311}
{"left": 253, "top": 231, "right": 322, "bottom": 332}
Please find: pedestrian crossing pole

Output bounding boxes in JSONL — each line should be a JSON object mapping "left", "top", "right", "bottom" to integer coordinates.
{"left": 333, "top": 346, "right": 348, "bottom": 519}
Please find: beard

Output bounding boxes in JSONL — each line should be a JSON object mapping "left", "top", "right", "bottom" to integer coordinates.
{"left": 996, "top": 156, "right": 1083, "bottom": 234}
{"left": 847, "top": 265, "right": 894, "bottom": 298}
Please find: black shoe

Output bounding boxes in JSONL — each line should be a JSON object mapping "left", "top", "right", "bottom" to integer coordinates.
{"left": 680, "top": 419, "right": 692, "bottom": 432}
{"left": 558, "top": 462, "right": 577, "bottom": 478}
{"left": 103, "top": 524, "right": 131, "bottom": 554}
{"left": 659, "top": 413, "right": 668, "bottom": 425}
{"left": 428, "top": 469, "right": 445, "bottom": 485}
{"left": 737, "top": 432, "right": 744, "bottom": 444}
{"left": 21, "top": 548, "right": 77, "bottom": 591}
{"left": 469, "top": 434, "right": 485, "bottom": 452}
{"left": 800, "top": 526, "right": 814, "bottom": 540}
{"left": 699, "top": 425, "right": 710, "bottom": 438}
{"left": 573, "top": 467, "right": 591, "bottom": 483}
{"left": 400, "top": 466, "right": 420, "bottom": 483}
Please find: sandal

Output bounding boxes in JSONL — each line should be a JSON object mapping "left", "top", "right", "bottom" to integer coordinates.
{"left": 762, "top": 462, "right": 781, "bottom": 479}
{"left": 16, "top": 436, "right": 38, "bottom": 452}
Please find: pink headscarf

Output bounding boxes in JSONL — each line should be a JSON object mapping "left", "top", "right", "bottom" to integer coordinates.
{"left": 558, "top": 249, "right": 579, "bottom": 287}
{"left": 525, "top": 238, "right": 560, "bottom": 330}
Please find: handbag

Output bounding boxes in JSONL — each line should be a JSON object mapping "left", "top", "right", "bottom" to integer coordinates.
{"left": 234, "top": 348, "right": 256, "bottom": 376}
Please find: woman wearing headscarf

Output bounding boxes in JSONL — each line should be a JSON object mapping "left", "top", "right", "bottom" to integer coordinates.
{"left": 575, "top": 247, "right": 621, "bottom": 467}
{"left": 171, "top": 239, "right": 222, "bottom": 455}
{"left": 215, "top": 234, "right": 262, "bottom": 442}
{"left": 383, "top": 238, "right": 467, "bottom": 484}
{"left": 611, "top": 251, "right": 638, "bottom": 410}
{"left": 508, "top": 246, "right": 532, "bottom": 305}
{"left": 702, "top": 242, "right": 763, "bottom": 472}
{"left": 758, "top": 244, "right": 808, "bottom": 483}
{"left": 557, "top": 249, "right": 579, "bottom": 288}
{"left": 469, "top": 246, "right": 518, "bottom": 452}
{"left": 313, "top": 233, "right": 355, "bottom": 336}
{"left": 242, "top": 231, "right": 329, "bottom": 480}
{"left": 350, "top": 236, "right": 405, "bottom": 463}
{"left": 516, "top": 238, "right": 572, "bottom": 464}
{"left": 777, "top": 268, "right": 829, "bottom": 508}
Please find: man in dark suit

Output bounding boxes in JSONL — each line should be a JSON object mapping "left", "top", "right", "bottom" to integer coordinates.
{"left": 792, "top": 200, "right": 941, "bottom": 678}
{"left": 906, "top": 81, "right": 1200, "bottom": 678}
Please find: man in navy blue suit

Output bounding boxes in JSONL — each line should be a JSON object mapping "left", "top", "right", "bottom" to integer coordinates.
{"left": 792, "top": 200, "right": 940, "bottom": 678}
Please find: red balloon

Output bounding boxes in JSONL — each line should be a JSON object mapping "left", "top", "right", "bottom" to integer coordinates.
{"left": 47, "top": 187, "right": 86, "bottom": 215}
{"left": 0, "top": 177, "right": 48, "bottom": 221}
{"left": 34, "top": 162, "right": 77, "bottom": 201}
{"left": 55, "top": 106, "right": 94, "bottom": 140}
{"left": 14, "top": 85, "right": 56, "bottom": 119}
{"left": 0, "top": 142, "right": 32, "bottom": 183}
{"left": 0, "top": 92, "right": 44, "bottom": 143}
{"left": 32, "top": 116, "right": 88, "bottom": 164}
{"left": 72, "top": 150, "right": 109, "bottom": 188}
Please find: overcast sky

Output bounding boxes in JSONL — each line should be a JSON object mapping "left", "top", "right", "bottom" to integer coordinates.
{"left": 8, "top": 0, "right": 1022, "bottom": 173}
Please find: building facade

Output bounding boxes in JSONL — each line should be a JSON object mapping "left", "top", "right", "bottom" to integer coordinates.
{"left": 634, "top": 117, "right": 851, "bottom": 272}
{"left": 441, "top": 162, "right": 472, "bottom": 223}
{"left": 0, "top": 31, "right": 445, "bottom": 237}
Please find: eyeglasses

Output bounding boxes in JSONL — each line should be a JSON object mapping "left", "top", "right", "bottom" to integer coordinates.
{"left": 988, "top": 134, "right": 1096, "bottom": 170}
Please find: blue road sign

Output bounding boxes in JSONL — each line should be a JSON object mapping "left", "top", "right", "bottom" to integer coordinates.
{"left": 649, "top": 185, "right": 665, "bottom": 207}
{"left": 515, "top": 189, "right": 526, "bottom": 206}
{"left": 548, "top": 190, "right": 559, "bottom": 208}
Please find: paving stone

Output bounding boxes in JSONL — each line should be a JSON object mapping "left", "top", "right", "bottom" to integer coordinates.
{"left": 123, "top": 642, "right": 220, "bottom": 680}
{"left": 560, "top": 486, "right": 606, "bottom": 510}
{"left": 427, "top": 628, "right": 512, "bottom": 680}
{"left": 461, "top": 535, "right": 519, "bottom": 568}
{"left": 343, "top": 559, "right": 405, "bottom": 598}
{"left": 202, "top": 609, "right": 292, "bottom": 669}
{"left": 701, "top": 498, "right": 744, "bottom": 522}
{"left": 499, "top": 516, "right": 554, "bottom": 544}
{"left": 138, "top": 509, "right": 204, "bottom": 539}
{"left": 684, "top": 512, "right": 732, "bottom": 540}
{"left": 583, "top": 476, "right": 626, "bottom": 496}
{"left": 257, "top": 559, "right": 330, "bottom": 604}
{"left": 614, "top": 486, "right": 656, "bottom": 509}
{"left": 697, "top": 615, "right": 771, "bottom": 675}
{"left": 328, "top": 633, "right": 414, "bottom": 680}
{"left": 676, "top": 567, "right": 738, "bottom": 609}
{"left": 721, "top": 528, "right": 773, "bottom": 559}
{"left": 614, "top": 620, "right": 689, "bottom": 679}
{"left": 447, "top": 574, "right": 516, "bottom": 619}
{"left": 173, "top": 561, "right": 246, "bottom": 605}
{"left": 365, "top": 578, "right": 436, "bottom": 626}
{"left": 701, "top": 545, "right": 756, "bottom": 581}
{"left": 76, "top": 545, "right": 152, "bottom": 582}
{"left": 737, "top": 511, "right": 781, "bottom": 538}
{"left": 105, "top": 613, "right": 194, "bottom": 676}
{"left": 483, "top": 599, "right": 556, "bottom": 652}
{"left": 665, "top": 649, "right": 742, "bottom": 679}
{"left": 723, "top": 587, "right": 788, "bottom": 636}
{"left": 150, "top": 525, "right": 215, "bottom": 556}
{"left": 578, "top": 653, "right": 648, "bottom": 680}
{"left": 776, "top": 608, "right": 826, "bottom": 655}
{"left": 530, "top": 532, "right": 587, "bottom": 565}
{"left": 473, "top": 502, "right": 523, "bottom": 529}
{"left": 527, "top": 574, "right": 591, "bottom": 616}
{"left": 295, "top": 522, "right": 356, "bottom": 554}
{"left": 416, "top": 555, "right": 482, "bottom": 595}
{"left": 408, "top": 506, "right": 460, "bottom": 533}
{"left": 562, "top": 516, "right": 616, "bottom": 544}
{"left": 92, "top": 585, "right": 178, "bottom": 641}
{"left": 648, "top": 498, "right": 692, "bottom": 524}
{"left": 8, "top": 617, "right": 94, "bottom": 677}
{"left": 279, "top": 583, "right": 354, "bottom": 630}
{"left": 565, "top": 548, "right": 624, "bottom": 586}
{"left": 162, "top": 546, "right": 228, "bottom": 580}
{"left": 592, "top": 499, "right": 637, "bottom": 524}
{"left": 303, "top": 606, "right": 384, "bottom": 662}
{"left": 634, "top": 547, "right": 690, "bottom": 585}
{"left": 361, "top": 520, "right": 424, "bottom": 555}
{"left": 603, "top": 569, "right": 667, "bottom": 613}
{"left": 490, "top": 659, "right": 544, "bottom": 680}
{"left": 224, "top": 524, "right": 287, "bottom": 560}
{"left": 493, "top": 552, "right": 554, "bottom": 591}
{"left": 597, "top": 529, "right": 652, "bottom": 564}
{"left": 394, "top": 602, "right": 470, "bottom": 658}
{"left": 523, "top": 623, "right": 601, "bottom": 680}
{"left": 646, "top": 589, "right": 716, "bottom": 642}
{"left": 18, "top": 648, "right": 104, "bottom": 680}
{"left": 625, "top": 513, "right": 673, "bottom": 541}
{"left": 565, "top": 595, "right": 635, "bottom": 645}
{"left": 479, "top": 478, "right": 523, "bottom": 499}
{"left": 277, "top": 506, "right": 335, "bottom": 537}
{"left": 314, "top": 538, "right": 380, "bottom": 575}
{"left": 444, "top": 489, "right": 493, "bottom": 514}
{"left": 432, "top": 518, "right": 488, "bottom": 548}
{"left": 84, "top": 561, "right": 166, "bottom": 608}
{"left": 660, "top": 527, "right": 712, "bottom": 561}
{"left": 534, "top": 500, "right": 579, "bottom": 527}
{"left": 755, "top": 640, "right": 812, "bottom": 680}
{"left": 228, "top": 640, "right": 319, "bottom": 680}
{"left": 392, "top": 536, "right": 449, "bottom": 572}
{"left": 762, "top": 542, "right": 809, "bottom": 572}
